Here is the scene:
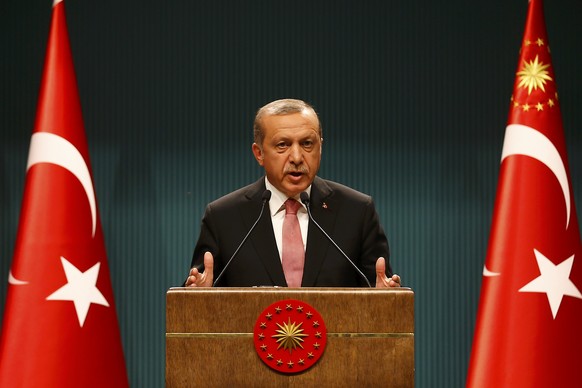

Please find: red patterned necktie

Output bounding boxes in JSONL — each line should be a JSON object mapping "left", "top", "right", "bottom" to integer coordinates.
{"left": 282, "top": 198, "right": 304, "bottom": 287}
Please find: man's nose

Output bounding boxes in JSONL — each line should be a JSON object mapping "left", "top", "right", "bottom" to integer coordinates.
{"left": 288, "top": 144, "right": 303, "bottom": 163}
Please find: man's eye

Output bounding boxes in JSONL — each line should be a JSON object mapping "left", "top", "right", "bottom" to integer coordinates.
{"left": 276, "top": 142, "right": 287, "bottom": 149}
{"left": 303, "top": 140, "right": 313, "bottom": 148}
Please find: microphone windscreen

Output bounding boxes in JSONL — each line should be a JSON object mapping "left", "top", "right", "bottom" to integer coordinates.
{"left": 300, "top": 192, "right": 310, "bottom": 205}
{"left": 262, "top": 190, "right": 272, "bottom": 202}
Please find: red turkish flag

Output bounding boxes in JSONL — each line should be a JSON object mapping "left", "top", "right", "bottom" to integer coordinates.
{"left": 0, "top": 1, "right": 128, "bottom": 387}
{"left": 467, "top": 0, "right": 582, "bottom": 386}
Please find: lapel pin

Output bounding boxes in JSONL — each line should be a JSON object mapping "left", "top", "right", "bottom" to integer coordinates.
{"left": 322, "top": 202, "right": 328, "bottom": 209}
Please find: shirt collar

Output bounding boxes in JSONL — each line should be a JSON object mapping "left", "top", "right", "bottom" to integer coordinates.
{"left": 264, "top": 177, "right": 311, "bottom": 216}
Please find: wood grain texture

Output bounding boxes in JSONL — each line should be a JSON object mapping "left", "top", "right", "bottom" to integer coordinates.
{"left": 166, "top": 288, "right": 414, "bottom": 387}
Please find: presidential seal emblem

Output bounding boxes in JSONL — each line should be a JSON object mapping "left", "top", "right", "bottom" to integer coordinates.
{"left": 253, "top": 299, "right": 327, "bottom": 374}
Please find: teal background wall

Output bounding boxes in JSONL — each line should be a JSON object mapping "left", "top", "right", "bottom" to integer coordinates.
{"left": 2, "top": 0, "right": 581, "bottom": 386}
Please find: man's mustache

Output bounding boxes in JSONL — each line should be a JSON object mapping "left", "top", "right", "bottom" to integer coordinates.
{"left": 284, "top": 166, "right": 309, "bottom": 174}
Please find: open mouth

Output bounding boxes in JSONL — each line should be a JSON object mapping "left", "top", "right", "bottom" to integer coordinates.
{"left": 287, "top": 171, "right": 305, "bottom": 183}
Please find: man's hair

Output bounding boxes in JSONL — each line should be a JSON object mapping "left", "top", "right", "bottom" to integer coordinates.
{"left": 253, "top": 98, "right": 322, "bottom": 147}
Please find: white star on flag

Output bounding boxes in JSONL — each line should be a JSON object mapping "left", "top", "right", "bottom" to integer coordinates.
{"left": 519, "top": 249, "right": 582, "bottom": 319}
{"left": 46, "top": 257, "right": 110, "bottom": 327}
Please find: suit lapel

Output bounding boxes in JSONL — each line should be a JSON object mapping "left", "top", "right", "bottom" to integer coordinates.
{"left": 302, "top": 177, "right": 337, "bottom": 286}
{"left": 243, "top": 179, "right": 287, "bottom": 285}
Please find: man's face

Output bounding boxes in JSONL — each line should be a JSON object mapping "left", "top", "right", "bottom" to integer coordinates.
{"left": 252, "top": 110, "right": 322, "bottom": 198}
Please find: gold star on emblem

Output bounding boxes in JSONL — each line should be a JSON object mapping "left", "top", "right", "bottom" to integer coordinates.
{"left": 275, "top": 306, "right": 282, "bottom": 314}
{"left": 258, "top": 333, "right": 265, "bottom": 340}
{"left": 522, "top": 103, "right": 531, "bottom": 112}
{"left": 312, "top": 321, "right": 319, "bottom": 328}
{"left": 536, "top": 38, "right": 544, "bottom": 46}
{"left": 266, "top": 313, "right": 273, "bottom": 320}
{"left": 260, "top": 322, "right": 267, "bottom": 329}
{"left": 277, "top": 359, "right": 283, "bottom": 366}
{"left": 286, "top": 304, "right": 293, "bottom": 311}
{"left": 296, "top": 306, "right": 304, "bottom": 313}
{"left": 306, "top": 312, "right": 313, "bottom": 319}
{"left": 517, "top": 55, "right": 553, "bottom": 95}
{"left": 287, "top": 360, "right": 294, "bottom": 368}
{"left": 272, "top": 318, "right": 309, "bottom": 353}
{"left": 298, "top": 359, "right": 305, "bottom": 365}
{"left": 308, "top": 352, "right": 314, "bottom": 359}
{"left": 536, "top": 102, "right": 544, "bottom": 111}
{"left": 260, "top": 344, "right": 268, "bottom": 351}
{"left": 267, "top": 353, "right": 274, "bottom": 360}
{"left": 313, "top": 342, "right": 320, "bottom": 349}
{"left": 315, "top": 331, "right": 322, "bottom": 338}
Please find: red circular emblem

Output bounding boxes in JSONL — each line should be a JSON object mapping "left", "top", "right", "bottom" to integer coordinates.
{"left": 253, "top": 299, "right": 327, "bottom": 374}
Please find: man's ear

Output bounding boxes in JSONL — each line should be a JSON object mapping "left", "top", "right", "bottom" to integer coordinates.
{"left": 252, "top": 143, "right": 264, "bottom": 166}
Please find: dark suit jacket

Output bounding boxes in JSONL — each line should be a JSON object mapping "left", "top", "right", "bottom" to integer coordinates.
{"left": 190, "top": 176, "right": 391, "bottom": 287}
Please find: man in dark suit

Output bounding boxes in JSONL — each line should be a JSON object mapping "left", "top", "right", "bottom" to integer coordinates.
{"left": 186, "top": 99, "right": 400, "bottom": 288}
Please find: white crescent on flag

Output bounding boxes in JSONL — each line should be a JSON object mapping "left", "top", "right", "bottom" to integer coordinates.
{"left": 8, "top": 132, "right": 98, "bottom": 286}
{"left": 26, "top": 132, "right": 97, "bottom": 236}
{"left": 8, "top": 270, "right": 29, "bottom": 285}
{"left": 483, "top": 123, "right": 571, "bottom": 278}
{"left": 483, "top": 266, "right": 500, "bottom": 277}
{"left": 501, "top": 123, "right": 571, "bottom": 228}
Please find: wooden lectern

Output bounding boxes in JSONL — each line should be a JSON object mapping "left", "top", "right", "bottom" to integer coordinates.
{"left": 166, "top": 288, "right": 414, "bottom": 387}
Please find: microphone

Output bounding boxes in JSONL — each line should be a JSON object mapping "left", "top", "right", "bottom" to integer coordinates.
{"left": 300, "top": 192, "right": 372, "bottom": 288}
{"left": 212, "top": 190, "right": 272, "bottom": 287}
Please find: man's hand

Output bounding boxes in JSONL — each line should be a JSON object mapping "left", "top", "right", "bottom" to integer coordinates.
{"left": 185, "top": 251, "right": 214, "bottom": 287}
{"left": 375, "top": 257, "right": 401, "bottom": 288}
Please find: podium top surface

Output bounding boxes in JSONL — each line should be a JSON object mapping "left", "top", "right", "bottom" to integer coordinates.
{"left": 166, "top": 287, "right": 414, "bottom": 334}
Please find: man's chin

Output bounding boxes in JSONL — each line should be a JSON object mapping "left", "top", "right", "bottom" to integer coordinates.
{"left": 281, "top": 181, "right": 310, "bottom": 197}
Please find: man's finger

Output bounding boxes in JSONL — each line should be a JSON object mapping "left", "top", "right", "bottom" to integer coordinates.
{"left": 375, "top": 257, "right": 391, "bottom": 288}
{"left": 388, "top": 274, "right": 401, "bottom": 288}
{"left": 375, "top": 257, "right": 386, "bottom": 276}
{"left": 204, "top": 252, "right": 214, "bottom": 272}
{"left": 203, "top": 251, "right": 215, "bottom": 286}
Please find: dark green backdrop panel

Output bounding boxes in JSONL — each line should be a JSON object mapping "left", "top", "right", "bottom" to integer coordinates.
{"left": 2, "top": 1, "right": 581, "bottom": 387}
